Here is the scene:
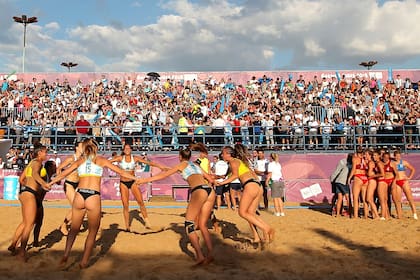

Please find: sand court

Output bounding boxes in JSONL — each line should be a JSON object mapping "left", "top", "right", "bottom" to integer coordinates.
{"left": 0, "top": 199, "right": 419, "bottom": 280}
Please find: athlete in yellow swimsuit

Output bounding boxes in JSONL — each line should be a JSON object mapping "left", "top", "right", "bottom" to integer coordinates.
{"left": 217, "top": 144, "right": 274, "bottom": 243}
{"left": 9, "top": 144, "right": 49, "bottom": 261}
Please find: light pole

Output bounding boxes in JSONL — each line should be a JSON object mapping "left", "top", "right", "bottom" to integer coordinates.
{"left": 60, "top": 62, "right": 78, "bottom": 72}
{"left": 13, "top": 15, "right": 38, "bottom": 73}
{"left": 359, "top": 60, "right": 378, "bottom": 70}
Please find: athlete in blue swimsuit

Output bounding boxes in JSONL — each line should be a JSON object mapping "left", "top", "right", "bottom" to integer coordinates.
{"left": 137, "top": 143, "right": 216, "bottom": 266}
{"left": 48, "top": 138, "right": 139, "bottom": 269}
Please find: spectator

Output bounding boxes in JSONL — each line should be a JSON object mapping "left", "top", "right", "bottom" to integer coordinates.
{"left": 178, "top": 112, "right": 191, "bottom": 145}
{"left": 320, "top": 117, "right": 332, "bottom": 150}
{"left": 266, "top": 153, "right": 286, "bottom": 217}
{"left": 262, "top": 115, "right": 275, "bottom": 149}
{"left": 75, "top": 115, "right": 90, "bottom": 141}
{"left": 254, "top": 149, "right": 269, "bottom": 210}
{"left": 330, "top": 153, "right": 353, "bottom": 217}
{"left": 1, "top": 72, "right": 419, "bottom": 154}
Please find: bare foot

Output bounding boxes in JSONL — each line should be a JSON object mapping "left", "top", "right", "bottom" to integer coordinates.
{"left": 253, "top": 237, "right": 261, "bottom": 243}
{"left": 265, "top": 228, "right": 275, "bottom": 243}
{"left": 8, "top": 245, "right": 16, "bottom": 255}
{"left": 203, "top": 255, "right": 214, "bottom": 265}
{"left": 60, "top": 224, "right": 69, "bottom": 236}
{"left": 192, "top": 257, "right": 206, "bottom": 268}
{"left": 16, "top": 249, "right": 28, "bottom": 262}
{"left": 59, "top": 256, "right": 68, "bottom": 266}
{"left": 79, "top": 262, "right": 88, "bottom": 269}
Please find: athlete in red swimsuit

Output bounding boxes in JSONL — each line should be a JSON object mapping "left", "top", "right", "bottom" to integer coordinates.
{"left": 366, "top": 150, "right": 384, "bottom": 219}
{"left": 376, "top": 152, "right": 395, "bottom": 220}
{"left": 348, "top": 148, "right": 368, "bottom": 218}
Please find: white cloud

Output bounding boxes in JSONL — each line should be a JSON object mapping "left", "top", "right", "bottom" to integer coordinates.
{"left": 263, "top": 48, "right": 275, "bottom": 60}
{"left": 1, "top": 0, "right": 420, "bottom": 72}
{"left": 304, "top": 40, "right": 326, "bottom": 57}
{"left": 45, "top": 22, "right": 60, "bottom": 31}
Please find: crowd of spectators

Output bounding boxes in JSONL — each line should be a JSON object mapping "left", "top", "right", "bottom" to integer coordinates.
{"left": 1, "top": 72, "right": 420, "bottom": 156}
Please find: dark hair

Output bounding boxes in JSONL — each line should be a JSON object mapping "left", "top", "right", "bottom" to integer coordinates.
{"left": 222, "top": 144, "right": 250, "bottom": 169}
{"left": 44, "top": 160, "right": 57, "bottom": 180}
{"left": 33, "top": 143, "right": 46, "bottom": 158}
{"left": 234, "top": 143, "right": 249, "bottom": 163}
{"left": 179, "top": 143, "right": 208, "bottom": 160}
{"left": 179, "top": 147, "right": 192, "bottom": 160}
{"left": 121, "top": 143, "right": 132, "bottom": 156}
{"left": 222, "top": 146, "right": 236, "bottom": 158}
{"left": 346, "top": 153, "right": 353, "bottom": 165}
{"left": 356, "top": 146, "right": 364, "bottom": 154}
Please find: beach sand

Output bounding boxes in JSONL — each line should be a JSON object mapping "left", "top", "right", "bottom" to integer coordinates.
{"left": 0, "top": 199, "right": 419, "bottom": 280}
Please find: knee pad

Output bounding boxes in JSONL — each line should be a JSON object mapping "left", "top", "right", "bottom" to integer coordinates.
{"left": 184, "top": 220, "right": 196, "bottom": 234}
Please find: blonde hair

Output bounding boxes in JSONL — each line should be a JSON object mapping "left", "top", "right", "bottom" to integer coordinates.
{"left": 270, "top": 153, "right": 279, "bottom": 161}
{"left": 82, "top": 138, "right": 98, "bottom": 159}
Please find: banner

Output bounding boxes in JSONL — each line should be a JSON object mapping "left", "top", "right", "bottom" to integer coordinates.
{"left": 2, "top": 69, "right": 420, "bottom": 88}
{"left": 1, "top": 153, "right": 420, "bottom": 202}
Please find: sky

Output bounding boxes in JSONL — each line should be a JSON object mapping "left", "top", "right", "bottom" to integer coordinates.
{"left": 1, "top": 0, "right": 420, "bottom": 73}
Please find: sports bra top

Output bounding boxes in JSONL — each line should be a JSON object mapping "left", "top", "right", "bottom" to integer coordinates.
{"left": 396, "top": 160, "right": 405, "bottom": 172}
{"left": 238, "top": 160, "right": 251, "bottom": 176}
{"left": 78, "top": 157, "right": 103, "bottom": 177}
{"left": 383, "top": 161, "right": 394, "bottom": 173}
{"left": 355, "top": 159, "right": 368, "bottom": 171}
{"left": 25, "top": 160, "right": 47, "bottom": 178}
{"left": 181, "top": 161, "right": 202, "bottom": 180}
{"left": 120, "top": 155, "right": 136, "bottom": 171}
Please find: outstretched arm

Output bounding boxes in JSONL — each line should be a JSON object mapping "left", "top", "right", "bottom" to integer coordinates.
{"left": 134, "top": 156, "right": 169, "bottom": 171}
{"left": 49, "top": 157, "right": 84, "bottom": 186}
{"left": 136, "top": 162, "right": 185, "bottom": 184}
{"left": 98, "top": 156, "right": 138, "bottom": 181}
{"left": 197, "top": 164, "right": 215, "bottom": 184}
{"left": 108, "top": 155, "right": 122, "bottom": 164}
{"left": 56, "top": 156, "right": 76, "bottom": 175}
{"left": 217, "top": 160, "right": 240, "bottom": 186}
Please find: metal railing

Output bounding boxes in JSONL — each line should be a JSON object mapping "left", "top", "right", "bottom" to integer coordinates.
{"left": 0, "top": 106, "right": 348, "bottom": 123}
{"left": 1, "top": 124, "right": 419, "bottom": 154}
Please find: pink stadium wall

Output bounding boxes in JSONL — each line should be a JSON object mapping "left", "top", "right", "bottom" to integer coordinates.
{"left": 1, "top": 153, "right": 419, "bottom": 203}
{"left": 1, "top": 69, "right": 420, "bottom": 86}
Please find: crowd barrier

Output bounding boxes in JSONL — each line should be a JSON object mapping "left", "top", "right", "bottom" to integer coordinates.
{"left": 1, "top": 123, "right": 420, "bottom": 155}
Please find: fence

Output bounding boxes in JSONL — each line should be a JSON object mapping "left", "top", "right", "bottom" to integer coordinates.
{"left": 1, "top": 106, "right": 347, "bottom": 123}
{"left": 1, "top": 123, "right": 419, "bottom": 154}
{"left": 0, "top": 107, "right": 34, "bottom": 123}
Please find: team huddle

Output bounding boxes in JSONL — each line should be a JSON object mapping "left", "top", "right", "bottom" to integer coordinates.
{"left": 331, "top": 147, "right": 417, "bottom": 220}
{"left": 7, "top": 140, "right": 278, "bottom": 268}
